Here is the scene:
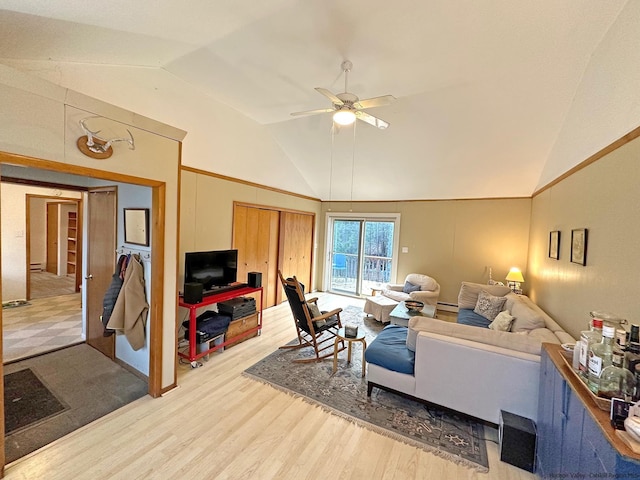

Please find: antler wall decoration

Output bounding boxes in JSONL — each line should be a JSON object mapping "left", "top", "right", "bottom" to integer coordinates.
{"left": 77, "top": 117, "right": 135, "bottom": 159}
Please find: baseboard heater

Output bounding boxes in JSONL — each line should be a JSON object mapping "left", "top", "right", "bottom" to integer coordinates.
{"left": 436, "top": 302, "right": 458, "bottom": 313}
{"left": 29, "top": 263, "right": 43, "bottom": 272}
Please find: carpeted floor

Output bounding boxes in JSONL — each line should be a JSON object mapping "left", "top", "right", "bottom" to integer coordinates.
{"left": 244, "top": 305, "right": 489, "bottom": 472}
{"left": 3, "top": 343, "right": 148, "bottom": 464}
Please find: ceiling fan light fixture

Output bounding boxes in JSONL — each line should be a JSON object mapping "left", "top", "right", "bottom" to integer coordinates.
{"left": 333, "top": 109, "right": 356, "bottom": 126}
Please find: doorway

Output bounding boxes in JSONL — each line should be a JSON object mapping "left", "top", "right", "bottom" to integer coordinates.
{"left": 326, "top": 213, "right": 400, "bottom": 296}
{"left": 27, "top": 195, "right": 83, "bottom": 300}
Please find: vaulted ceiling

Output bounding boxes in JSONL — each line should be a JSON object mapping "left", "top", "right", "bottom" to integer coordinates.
{"left": 0, "top": 1, "right": 637, "bottom": 201}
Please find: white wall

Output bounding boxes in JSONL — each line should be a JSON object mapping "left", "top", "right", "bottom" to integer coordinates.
{"left": 1, "top": 183, "right": 81, "bottom": 301}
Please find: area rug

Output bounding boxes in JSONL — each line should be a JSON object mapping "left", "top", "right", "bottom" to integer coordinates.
{"left": 243, "top": 305, "right": 489, "bottom": 472}
{"left": 4, "top": 368, "right": 68, "bottom": 435}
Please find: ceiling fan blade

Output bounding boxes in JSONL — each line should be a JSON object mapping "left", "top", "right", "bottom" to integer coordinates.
{"left": 315, "top": 87, "right": 344, "bottom": 105}
{"left": 353, "top": 95, "right": 396, "bottom": 110}
{"left": 290, "top": 107, "right": 334, "bottom": 117}
{"left": 355, "top": 111, "right": 389, "bottom": 129}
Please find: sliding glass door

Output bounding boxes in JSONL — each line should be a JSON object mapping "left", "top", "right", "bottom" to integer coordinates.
{"left": 327, "top": 214, "right": 400, "bottom": 296}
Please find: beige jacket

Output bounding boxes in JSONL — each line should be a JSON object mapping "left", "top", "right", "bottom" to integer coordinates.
{"left": 107, "top": 256, "right": 149, "bottom": 351}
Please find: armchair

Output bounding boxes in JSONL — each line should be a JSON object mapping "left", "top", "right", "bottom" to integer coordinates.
{"left": 382, "top": 273, "right": 440, "bottom": 308}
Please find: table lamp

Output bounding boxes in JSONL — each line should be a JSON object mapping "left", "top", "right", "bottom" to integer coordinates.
{"left": 506, "top": 267, "right": 524, "bottom": 294}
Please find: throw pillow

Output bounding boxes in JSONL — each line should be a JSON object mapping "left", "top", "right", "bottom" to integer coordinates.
{"left": 473, "top": 290, "right": 507, "bottom": 321}
{"left": 307, "top": 303, "right": 322, "bottom": 318}
{"left": 510, "top": 300, "right": 545, "bottom": 332}
{"left": 489, "top": 310, "right": 515, "bottom": 331}
{"left": 403, "top": 281, "right": 421, "bottom": 294}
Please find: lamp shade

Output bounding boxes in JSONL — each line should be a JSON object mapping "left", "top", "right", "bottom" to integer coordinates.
{"left": 333, "top": 109, "right": 356, "bottom": 126}
{"left": 505, "top": 267, "right": 524, "bottom": 283}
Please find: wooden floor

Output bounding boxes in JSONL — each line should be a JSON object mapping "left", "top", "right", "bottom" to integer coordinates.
{"left": 4, "top": 293, "right": 537, "bottom": 480}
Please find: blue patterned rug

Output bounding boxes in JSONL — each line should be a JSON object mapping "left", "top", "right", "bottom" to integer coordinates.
{"left": 243, "top": 305, "right": 489, "bottom": 472}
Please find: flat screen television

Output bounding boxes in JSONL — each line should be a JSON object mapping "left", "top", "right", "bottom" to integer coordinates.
{"left": 184, "top": 249, "right": 238, "bottom": 291}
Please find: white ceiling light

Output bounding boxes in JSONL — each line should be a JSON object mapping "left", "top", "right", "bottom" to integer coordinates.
{"left": 333, "top": 109, "right": 356, "bottom": 126}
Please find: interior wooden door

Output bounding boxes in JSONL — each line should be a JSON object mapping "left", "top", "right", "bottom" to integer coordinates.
{"left": 233, "top": 205, "right": 279, "bottom": 308}
{"left": 278, "top": 211, "right": 314, "bottom": 299}
{"left": 46, "top": 203, "right": 58, "bottom": 273}
{"left": 86, "top": 187, "right": 117, "bottom": 359}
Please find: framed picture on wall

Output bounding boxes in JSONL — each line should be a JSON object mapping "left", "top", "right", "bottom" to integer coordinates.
{"left": 570, "top": 228, "right": 588, "bottom": 266}
{"left": 549, "top": 231, "right": 560, "bottom": 260}
{"left": 124, "top": 208, "right": 150, "bottom": 246}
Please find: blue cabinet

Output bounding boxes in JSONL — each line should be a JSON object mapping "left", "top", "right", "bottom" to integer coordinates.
{"left": 537, "top": 346, "right": 640, "bottom": 476}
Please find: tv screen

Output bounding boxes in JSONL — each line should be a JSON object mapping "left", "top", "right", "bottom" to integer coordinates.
{"left": 184, "top": 249, "right": 238, "bottom": 291}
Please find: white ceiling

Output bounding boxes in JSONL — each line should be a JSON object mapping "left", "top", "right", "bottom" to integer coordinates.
{"left": 0, "top": 1, "right": 633, "bottom": 200}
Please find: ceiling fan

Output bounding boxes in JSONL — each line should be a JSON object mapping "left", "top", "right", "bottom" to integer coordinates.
{"left": 291, "top": 60, "right": 395, "bottom": 129}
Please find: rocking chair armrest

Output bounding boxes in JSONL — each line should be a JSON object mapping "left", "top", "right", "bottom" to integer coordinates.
{"left": 306, "top": 297, "right": 319, "bottom": 305}
{"left": 313, "top": 307, "right": 342, "bottom": 322}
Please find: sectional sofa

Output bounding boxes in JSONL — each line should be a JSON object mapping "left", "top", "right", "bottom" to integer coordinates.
{"left": 365, "top": 282, "right": 575, "bottom": 424}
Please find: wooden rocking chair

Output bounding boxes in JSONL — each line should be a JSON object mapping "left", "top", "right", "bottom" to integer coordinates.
{"left": 278, "top": 271, "right": 345, "bottom": 363}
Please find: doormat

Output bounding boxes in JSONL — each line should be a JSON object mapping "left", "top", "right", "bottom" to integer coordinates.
{"left": 4, "top": 368, "right": 68, "bottom": 435}
{"left": 2, "top": 300, "right": 31, "bottom": 309}
{"left": 243, "top": 305, "right": 489, "bottom": 472}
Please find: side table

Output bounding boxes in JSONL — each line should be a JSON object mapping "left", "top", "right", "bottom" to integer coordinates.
{"left": 333, "top": 327, "right": 367, "bottom": 377}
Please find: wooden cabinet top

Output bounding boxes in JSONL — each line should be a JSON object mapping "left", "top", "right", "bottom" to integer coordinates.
{"left": 543, "top": 343, "right": 640, "bottom": 462}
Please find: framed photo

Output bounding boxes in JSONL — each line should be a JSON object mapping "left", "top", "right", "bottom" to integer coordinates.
{"left": 124, "top": 208, "right": 150, "bottom": 246}
{"left": 549, "top": 231, "right": 560, "bottom": 260}
{"left": 570, "top": 228, "right": 588, "bottom": 266}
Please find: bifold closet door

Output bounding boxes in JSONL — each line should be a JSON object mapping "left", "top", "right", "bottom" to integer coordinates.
{"left": 278, "top": 212, "right": 314, "bottom": 298}
{"left": 232, "top": 205, "right": 279, "bottom": 308}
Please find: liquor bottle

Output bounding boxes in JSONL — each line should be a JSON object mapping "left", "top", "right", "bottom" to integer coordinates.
{"left": 624, "top": 324, "right": 640, "bottom": 401}
{"left": 588, "top": 325, "right": 620, "bottom": 394}
{"left": 598, "top": 365, "right": 636, "bottom": 400}
{"left": 578, "top": 318, "right": 603, "bottom": 379}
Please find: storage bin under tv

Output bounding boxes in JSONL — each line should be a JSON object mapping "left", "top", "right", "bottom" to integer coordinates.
{"left": 179, "top": 285, "right": 263, "bottom": 367}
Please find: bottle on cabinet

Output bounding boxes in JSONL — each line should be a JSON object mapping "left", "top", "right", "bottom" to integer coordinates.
{"left": 578, "top": 317, "right": 603, "bottom": 378}
{"left": 587, "top": 325, "right": 624, "bottom": 395}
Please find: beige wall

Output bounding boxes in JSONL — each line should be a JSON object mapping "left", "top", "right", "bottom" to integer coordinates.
{"left": 179, "top": 170, "right": 322, "bottom": 287}
{"left": 0, "top": 64, "right": 185, "bottom": 390}
{"left": 320, "top": 198, "right": 531, "bottom": 305}
{"left": 528, "top": 135, "right": 640, "bottom": 340}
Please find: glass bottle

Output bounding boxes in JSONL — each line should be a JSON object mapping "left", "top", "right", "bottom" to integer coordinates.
{"left": 624, "top": 325, "right": 640, "bottom": 401}
{"left": 588, "top": 325, "right": 618, "bottom": 394}
{"left": 579, "top": 318, "right": 603, "bottom": 379}
{"left": 598, "top": 365, "right": 636, "bottom": 400}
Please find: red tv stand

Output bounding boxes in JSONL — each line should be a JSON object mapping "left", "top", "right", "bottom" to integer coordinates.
{"left": 178, "top": 286, "right": 264, "bottom": 367}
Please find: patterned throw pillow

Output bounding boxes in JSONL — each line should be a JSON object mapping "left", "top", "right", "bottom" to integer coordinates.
{"left": 489, "top": 310, "right": 515, "bottom": 331}
{"left": 473, "top": 290, "right": 507, "bottom": 321}
{"left": 403, "top": 281, "right": 421, "bottom": 294}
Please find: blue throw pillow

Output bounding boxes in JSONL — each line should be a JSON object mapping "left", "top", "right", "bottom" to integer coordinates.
{"left": 403, "top": 281, "right": 421, "bottom": 294}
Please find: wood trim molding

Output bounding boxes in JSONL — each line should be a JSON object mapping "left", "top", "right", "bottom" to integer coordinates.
{"left": 148, "top": 184, "right": 165, "bottom": 398}
{"left": 533, "top": 125, "right": 640, "bottom": 197}
{"left": 233, "top": 201, "right": 316, "bottom": 217}
{"left": 0, "top": 151, "right": 164, "bottom": 188}
{"left": 181, "top": 165, "right": 320, "bottom": 202}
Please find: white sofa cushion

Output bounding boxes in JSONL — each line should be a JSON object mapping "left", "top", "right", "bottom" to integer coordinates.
{"left": 457, "top": 282, "right": 511, "bottom": 309}
{"left": 508, "top": 295, "right": 546, "bottom": 332}
{"left": 405, "top": 273, "right": 438, "bottom": 292}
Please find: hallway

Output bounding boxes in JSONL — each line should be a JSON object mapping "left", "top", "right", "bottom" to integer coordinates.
{"left": 2, "top": 293, "right": 82, "bottom": 363}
